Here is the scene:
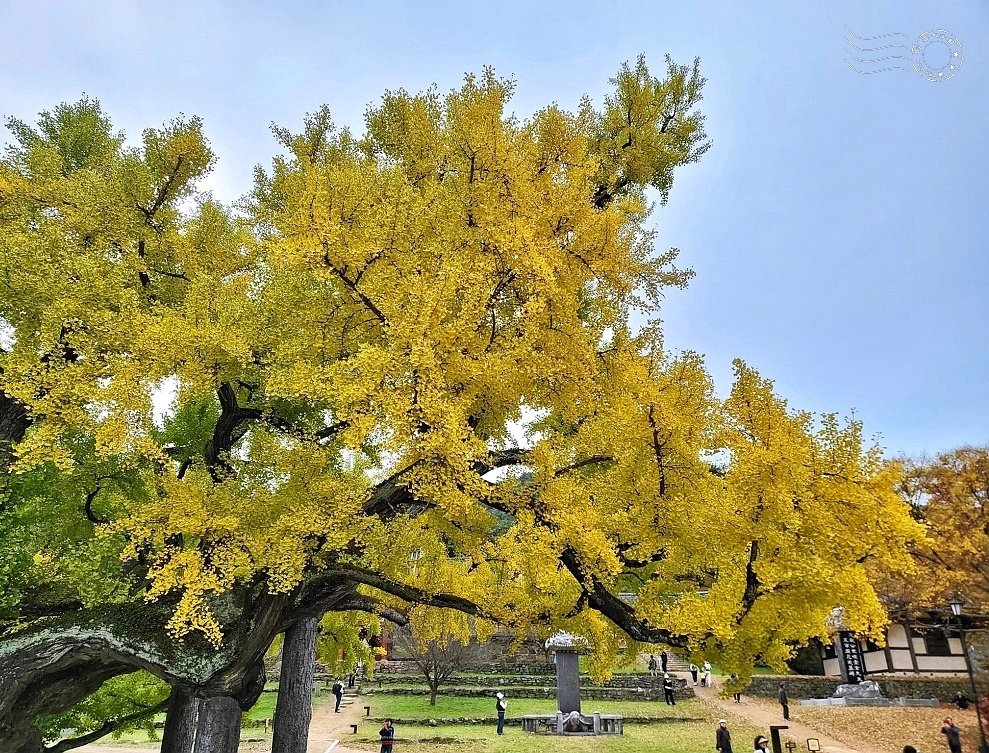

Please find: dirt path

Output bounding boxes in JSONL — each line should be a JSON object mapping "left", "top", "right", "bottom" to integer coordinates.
{"left": 305, "top": 687, "right": 370, "bottom": 753}
{"left": 692, "top": 677, "right": 884, "bottom": 753}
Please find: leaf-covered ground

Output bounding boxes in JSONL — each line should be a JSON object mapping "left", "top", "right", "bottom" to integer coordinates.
{"left": 796, "top": 705, "right": 982, "bottom": 753}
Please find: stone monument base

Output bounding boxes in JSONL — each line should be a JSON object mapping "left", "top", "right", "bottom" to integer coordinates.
{"left": 799, "top": 680, "right": 938, "bottom": 708}
{"left": 521, "top": 711, "right": 623, "bottom": 735}
{"left": 799, "top": 696, "right": 939, "bottom": 707}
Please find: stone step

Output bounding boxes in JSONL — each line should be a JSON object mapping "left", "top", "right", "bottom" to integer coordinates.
{"left": 642, "top": 652, "right": 692, "bottom": 673}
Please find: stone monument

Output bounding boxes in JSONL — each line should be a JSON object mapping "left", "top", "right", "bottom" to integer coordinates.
{"left": 835, "top": 631, "right": 866, "bottom": 683}
{"left": 520, "top": 631, "right": 623, "bottom": 735}
{"left": 546, "top": 631, "right": 582, "bottom": 714}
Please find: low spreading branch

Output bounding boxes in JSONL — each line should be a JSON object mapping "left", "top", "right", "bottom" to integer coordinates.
{"left": 43, "top": 698, "right": 169, "bottom": 753}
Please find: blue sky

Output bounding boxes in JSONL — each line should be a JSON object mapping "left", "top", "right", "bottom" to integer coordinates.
{"left": 2, "top": 1, "right": 985, "bottom": 459}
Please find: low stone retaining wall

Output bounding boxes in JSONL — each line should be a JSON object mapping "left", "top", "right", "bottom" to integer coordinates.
{"left": 872, "top": 675, "right": 973, "bottom": 701}
{"left": 376, "top": 660, "right": 560, "bottom": 675}
{"left": 464, "top": 661, "right": 557, "bottom": 675}
{"left": 743, "top": 676, "right": 837, "bottom": 699}
{"left": 362, "top": 685, "right": 694, "bottom": 702}
{"left": 744, "top": 674, "right": 969, "bottom": 701}
{"left": 371, "top": 673, "right": 676, "bottom": 689}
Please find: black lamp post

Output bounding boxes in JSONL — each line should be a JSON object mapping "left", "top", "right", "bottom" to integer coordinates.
{"left": 949, "top": 596, "right": 989, "bottom": 753}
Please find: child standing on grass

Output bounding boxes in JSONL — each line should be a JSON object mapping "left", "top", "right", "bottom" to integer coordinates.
{"left": 380, "top": 719, "right": 395, "bottom": 753}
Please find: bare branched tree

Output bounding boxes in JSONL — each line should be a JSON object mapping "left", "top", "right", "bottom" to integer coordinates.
{"left": 389, "top": 626, "right": 491, "bottom": 706}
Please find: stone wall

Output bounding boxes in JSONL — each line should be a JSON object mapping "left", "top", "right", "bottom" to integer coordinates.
{"left": 744, "top": 674, "right": 970, "bottom": 701}
{"left": 362, "top": 684, "right": 695, "bottom": 702}
{"left": 465, "top": 661, "right": 557, "bottom": 675}
{"left": 872, "top": 675, "right": 973, "bottom": 700}
{"left": 372, "top": 672, "right": 681, "bottom": 689}
{"left": 744, "top": 676, "right": 840, "bottom": 699}
{"left": 595, "top": 674, "right": 688, "bottom": 689}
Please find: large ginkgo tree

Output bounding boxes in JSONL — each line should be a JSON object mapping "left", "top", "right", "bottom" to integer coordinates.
{"left": 0, "top": 56, "right": 921, "bottom": 753}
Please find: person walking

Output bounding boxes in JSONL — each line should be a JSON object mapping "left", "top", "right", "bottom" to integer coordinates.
{"left": 660, "top": 650, "right": 669, "bottom": 674}
{"left": 689, "top": 662, "right": 699, "bottom": 686}
{"left": 778, "top": 681, "right": 790, "bottom": 721}
{"left": 703, "top": 660, "right": 712, "bottom": 687}
{"left": 332, "top": 678, "right": 344, "bottom": 712}
{"left": 716, "top": 719, "right": 733, "bottom": 753}
{"left": 754, "top": 735, "right": 770, "bottom": 752}
{"left": 648, "top": 654, "right": 658, "bottom": 676}
{"left": 730, "top": 675, "right": 741, "bottom": 703}
{"left": 379, "top": 719, "right": 395, "bottom": 753}
{"left": 495, "top": 692, "right": 507, "bottom": 735}
{"left": 941, "top": 717, "right": 963, "bottom": 753}
{"left": 663, "top": 673, "right": 676, "bottom": 706}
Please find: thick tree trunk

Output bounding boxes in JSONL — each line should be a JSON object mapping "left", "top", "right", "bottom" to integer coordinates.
{"left": 0, "top": 580, "right": 357, "bottom": 752}
{"left": 0, "top": 725, "right": 43, "bottom": 753}
{"left": 271, "top": 616, "right": 319, "bottom": 753}
{"left": 192, "top": 696, "right": 241, "bottom": 753}
{"left": 161, "top": 686, "right": 200, "bottom": 753}
{"left": 0, "top": 391, "right": 32, "bottom": 471}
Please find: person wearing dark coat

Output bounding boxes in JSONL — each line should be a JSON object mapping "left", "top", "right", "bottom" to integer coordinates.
{"left": 778, "top": 681, "right": 790, "bottom": 720}
{"left": 660, "top": 650, "right": 669, "bottom": 673}
{"left": 663, "top": 673, "right": 675, "bottom": 705}
{"left": 716, "top": 719, "right": 733, "bottom": 753}
{"left": 942, "top": 717, "right": 963, "bottom": 753}
{"left": 332, "top": 679, "right": 344, "bottom": 712}
{"left": 379, "top": 719, "right": 395, "bottom": 753}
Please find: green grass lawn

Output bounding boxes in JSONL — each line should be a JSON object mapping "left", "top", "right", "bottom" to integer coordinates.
{"left": 349, "top": 719, "right": 766, "bottom": 753}
{"left": 238, "top": 690, "right": 276, "bottom": 722}
{"left": 365, "top": 694, "right": 709, "bottom": 721}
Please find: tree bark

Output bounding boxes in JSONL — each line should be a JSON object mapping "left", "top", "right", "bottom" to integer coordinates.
{"left": 0, "top": 391, "right": 32, "bottom": 472}
{"left": 192, "top": 696, "right": 241, "bottom": 753}
{"left": 161, "top": 687, "right": 200, "bottom": 753}
{"left": 0, "top": 725, "right": 43, "bottom": 753}
{"left": 271, "top": 616, "right": 319, "bottom": 753}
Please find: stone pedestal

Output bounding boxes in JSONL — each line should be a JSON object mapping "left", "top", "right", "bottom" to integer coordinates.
{"left": 798, "top": 679, "right": 938, "bottom": 708}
